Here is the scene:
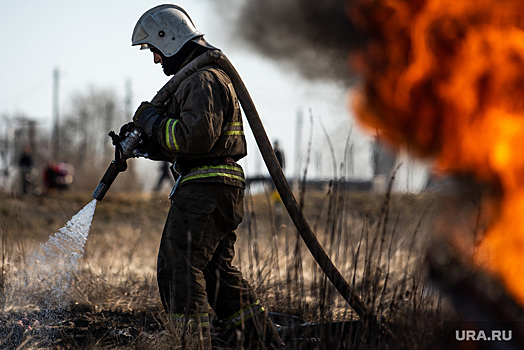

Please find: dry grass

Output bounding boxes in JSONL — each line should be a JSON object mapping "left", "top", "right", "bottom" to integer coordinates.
{"left": 0, "top": 186, "right": 447, "bottom": 349}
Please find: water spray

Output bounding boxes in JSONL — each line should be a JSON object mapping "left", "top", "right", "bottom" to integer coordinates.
{"left": 3, "top": 199, "right": 98, "bottom": 347}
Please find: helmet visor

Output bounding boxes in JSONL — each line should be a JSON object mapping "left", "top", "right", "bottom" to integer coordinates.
{"left": 132, "top": 23, "right": 149, "bottom": 43}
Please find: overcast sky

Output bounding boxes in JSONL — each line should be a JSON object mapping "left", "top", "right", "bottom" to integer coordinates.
{"left": 0, "top": 1, "right": 428, "bottom": 188}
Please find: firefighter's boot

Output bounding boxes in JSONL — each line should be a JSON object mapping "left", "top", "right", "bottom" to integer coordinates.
{"left": 220, "top": 306, "right": 284, "bottom": 349}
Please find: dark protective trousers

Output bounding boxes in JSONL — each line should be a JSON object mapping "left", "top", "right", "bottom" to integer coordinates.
{"left": 157, "top": 183, "right": 282, "bottom": 348}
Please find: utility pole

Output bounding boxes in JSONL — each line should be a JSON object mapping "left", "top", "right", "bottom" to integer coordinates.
{"left": 123, "top": 78, "right": 137, "bottom": 179}
{"left": 28, "top": 120, "right": 36, "bottom": 152}
{"left": 124, "top": 78, "right": 133, "bottom": 119}
{"left": 254, "top": 146, "right": 262, "bottom": 176}
{"left": 294, "top": 109, "right": 303, "bottom": 190}
{"left": 52, "top": 67, "right": 60, "bottom": 160}
{"left": 0, "top": 117, "right": 14, "bottom": 189}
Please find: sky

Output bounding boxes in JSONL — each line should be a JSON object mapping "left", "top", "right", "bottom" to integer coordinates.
{"left": 0, "top": 1, "right": 428, "bottom": 190}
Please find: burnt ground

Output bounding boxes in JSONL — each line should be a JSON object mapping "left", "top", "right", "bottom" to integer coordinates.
{"left": 0, "top": 307, "right": 367, "bottom": 349}
{"left": 0, "top": 307, "right": 164, "bottom": 349}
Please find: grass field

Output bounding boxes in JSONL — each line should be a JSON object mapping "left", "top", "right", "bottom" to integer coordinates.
{"left": 0, "top": 185, "right": 450, "bottom": 349}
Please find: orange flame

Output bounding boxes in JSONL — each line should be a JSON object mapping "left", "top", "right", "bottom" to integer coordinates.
{"left": 349, "top": 0, "right": 524, "bottom": 303}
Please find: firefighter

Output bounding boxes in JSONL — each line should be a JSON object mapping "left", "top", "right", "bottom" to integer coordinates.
{"left": 128, "top": 5, "right": 283, "bottom": 348}
{"left": 18, "top": 145, "right": 34, "bottom": 194}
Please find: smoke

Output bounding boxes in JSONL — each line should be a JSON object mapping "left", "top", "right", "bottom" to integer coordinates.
{"left": 235, "top": 0, "right": 364, "bottom": 84}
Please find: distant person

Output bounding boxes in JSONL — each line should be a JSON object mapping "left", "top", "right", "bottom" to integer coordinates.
{"left": 154, "top": 162, "right": 173, "bottom": 192}
{"left": 43, "top": 161, "right": 73, "bottom": 193}
{"left": 271, "top": 140, "right": 285, "bottom": 190}
{"left": 18, "top": 146, "right": 34, "bottom": 194}
{"left": 271, "top": 141, "right": 285, "bottom": 225}
{"left": 273, "top": 140, "right": 285, "bottom": 171}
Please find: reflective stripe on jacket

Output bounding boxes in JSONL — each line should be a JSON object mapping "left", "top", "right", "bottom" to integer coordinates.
{"left": 180, "top": 163, "right": 245, "bottom": 187}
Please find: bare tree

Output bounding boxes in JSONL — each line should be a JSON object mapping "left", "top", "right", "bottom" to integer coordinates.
{"left": 61, "top": 87, "right": 124, "bottom": 168}
{"left": 61, "top": 86, "right": 135, "bottom": 191}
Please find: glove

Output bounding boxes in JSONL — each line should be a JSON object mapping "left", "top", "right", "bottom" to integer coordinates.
{"left": 118, "top": 121, "right": 166, "bottom": 161}
{"left": 118, "top": 121, "right": 136, "bottom": 139}
{"left": 133, "top": 101, "right": 162, "bottom": 138}
{"left": 138, "top": 138, "right": 166, "bottom": 161}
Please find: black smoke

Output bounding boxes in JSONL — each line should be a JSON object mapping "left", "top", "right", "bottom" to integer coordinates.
{"left": 236, "top": 0, "right": 364, "bottom": 84}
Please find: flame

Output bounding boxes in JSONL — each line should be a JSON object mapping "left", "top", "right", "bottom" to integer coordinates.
{"left": 349, "top": 0, "right": 524, "bottom": 303}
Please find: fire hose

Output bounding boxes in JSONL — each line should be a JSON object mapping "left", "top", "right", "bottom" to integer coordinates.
{"left": 93, "top": 50, "right": 371, "bottom": 323}
{"left": 155, "top": 49, "right": 372, "bottom": 321}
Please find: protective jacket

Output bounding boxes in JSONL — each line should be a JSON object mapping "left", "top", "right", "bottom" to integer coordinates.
{"left": 156, "top": 62, "right": 247, "bottom": 188}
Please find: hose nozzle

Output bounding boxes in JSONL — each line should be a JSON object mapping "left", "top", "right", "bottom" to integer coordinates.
{"left": 92, "top": 161, "right": 120, "bottom": 201}
{"left": 92, "top": 126, "right": 145, "bottom": 201}
{"left": 92, "top": 182, "right": 110, "bottom": 201}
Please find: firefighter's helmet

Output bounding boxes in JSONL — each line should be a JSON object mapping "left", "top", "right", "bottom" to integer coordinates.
{"left": 132, "top": 4, "right": 213, "bottom": 57}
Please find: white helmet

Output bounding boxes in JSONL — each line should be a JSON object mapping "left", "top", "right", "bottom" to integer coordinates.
{"left": 132, "top": 4, "right": 210, "bottom": 57}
